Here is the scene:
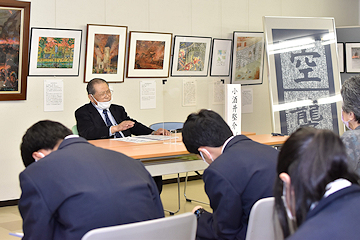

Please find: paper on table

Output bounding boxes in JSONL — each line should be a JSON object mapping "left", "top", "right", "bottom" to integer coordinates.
{"left": 9, "top": 232, "right": 24, "bottom": 238}
{"left": 111, "top": 135, "right": 178, "bottom": 143}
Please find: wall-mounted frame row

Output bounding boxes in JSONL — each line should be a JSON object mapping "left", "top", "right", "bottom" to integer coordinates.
{"left": 28, "top": 25, "right": 265, "bottom": 85}
{"left": 338, "top": 42, "right": 360, "bottom": 73}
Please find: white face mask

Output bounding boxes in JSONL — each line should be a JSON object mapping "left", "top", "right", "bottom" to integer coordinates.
{"left": 199, "top": 149, "right": 214, "bottom": 165}
{"left": 341, "top": 110, "right": 352, "bottom": 130}
{"left": 91, "top": 94, "right": 112, "bottom": 110}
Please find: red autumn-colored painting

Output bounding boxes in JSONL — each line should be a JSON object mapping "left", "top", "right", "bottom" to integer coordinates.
{"left": 93, "top": 34, "right": 119, "bottom": 74}
{"left": 135, "top": 40, "right": 165, "bottom": 69}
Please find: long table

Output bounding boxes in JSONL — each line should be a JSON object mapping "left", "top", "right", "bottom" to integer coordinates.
{"left": 88, "top": 132, "right": 288, "bottom": 214}
{"left": 88, "top": 132, "right": 288, "bottom": 162}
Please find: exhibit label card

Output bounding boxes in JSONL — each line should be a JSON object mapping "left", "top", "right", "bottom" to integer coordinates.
{"left": 183, "top": 79, "right": 196, "bottom": 106}
{"left": 140, "top": 80, "right": 156, "bottom": 109}
{"left": 44, "top": 79, "right": 63, "bottom": 112}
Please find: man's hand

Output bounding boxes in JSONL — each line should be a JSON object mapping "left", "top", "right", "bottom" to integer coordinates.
{"left": 153, "top": 128, "right": 170, "bottom": 136}
{"left": 110, "top": 120, "right": 135, "bottom": 134}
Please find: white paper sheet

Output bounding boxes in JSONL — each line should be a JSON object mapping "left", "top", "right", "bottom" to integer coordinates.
{"left": 183, "top": 79, "right": 196, "bottom": 106}
{"left": 213, "top": 79, "right": 225, "bottom": 104}
{"left": 140, "top": 81, "right": 156, "bottom": 109}
{"left": 44, "top": 79, "right": 63, "bottom": 112}
{"left": 241, "top": 87, "right": 253, "bottom": 113}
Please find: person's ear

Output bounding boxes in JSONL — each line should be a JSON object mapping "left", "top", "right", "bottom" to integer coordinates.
{"left": 32, "top": 151, "right": 46, "bottom": 162}
{"left": 198, "top": 147, "right": 213, "bottom": 164}
{"left": 279, "top": 172, "right": 291, "bottom": 190}
{"left": 88, "top": 94, "right": 95, "bottom": 103}
{"left": 348, "top": 111, "right": 356, "bottom": 121}
{"left": 279, "top": 172, "right": 296, "bottom": 217}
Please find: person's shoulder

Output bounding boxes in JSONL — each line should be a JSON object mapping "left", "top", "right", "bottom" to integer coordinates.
{"left": 75, "top": 102, "right": 92, "bottom": 112}
{"left": 110, "top": 104, "right": 125, "bottom": 111}
{"left": 341, "top": 128, "right": 360, "bottom": 140}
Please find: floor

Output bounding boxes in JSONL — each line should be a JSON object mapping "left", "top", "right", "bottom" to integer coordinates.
{"left": 0, "top": 179, "right": 211, "bottom": 239}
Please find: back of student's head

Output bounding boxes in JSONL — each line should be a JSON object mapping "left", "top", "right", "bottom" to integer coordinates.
{"left": 20, "top": 120, "right": 73, "bottom": 167}
{"left": 274, "top": 127, "right": 359, "bottom": 237}
{"left": 182, "top": 109, "right": 233, "bottom": 154}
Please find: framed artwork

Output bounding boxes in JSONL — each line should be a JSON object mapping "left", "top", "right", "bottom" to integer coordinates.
{"left": 0, "top": 1, "right": 30, "bottom": 101}
{"left": 264, "top": 16, "right": 342, "bottom": 136}
{"left": 345, "top": 43, "right": 360, "bottom": 73}
{"left": 29, "top": 28, "right": 82, "bottom": 76}
{"left": 231, "top": 31, "right": 264, "bottom": 85}
{"left": 84, "top": 24, "right": 127, "bottom": 83}
{"left": 337, "top": 43, "right": 344, "bottom": 73}
{"left": 171, "top": 36, "right": 212, "bottom": 77}
{"left": 127, "top": 31, "right": 172, "bottom": 78}
{"left": 210, "top": 38, "right": 232, "bottom": 76}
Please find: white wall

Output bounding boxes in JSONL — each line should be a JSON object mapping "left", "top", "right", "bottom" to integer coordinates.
{"left": 0, "top": 0, "right": 358, "bottom": 201}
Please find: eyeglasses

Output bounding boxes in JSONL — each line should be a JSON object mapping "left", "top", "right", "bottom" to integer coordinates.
{"left": 95, "top": 89, "right": 113, "bottom": 98}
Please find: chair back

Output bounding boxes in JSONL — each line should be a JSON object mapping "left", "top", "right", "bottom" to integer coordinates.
{"left": 72, "top": 125, "right": 78, "bottom": 135}
{"left": 150, "top": 122, "right": 184, "bottom": 132}
{"left": 245, "top": 197, "right": 284, "bottom": 240}
{"left": 81, "top": 212, "right": 197, "bottom": 240}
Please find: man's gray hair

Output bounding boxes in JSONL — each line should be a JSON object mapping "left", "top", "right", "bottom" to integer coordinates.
{"left": 341, "top": 75, "right": 360, "bottom": 123}
{"left": 86, "top": 78, "right": 108, "bottom": 95}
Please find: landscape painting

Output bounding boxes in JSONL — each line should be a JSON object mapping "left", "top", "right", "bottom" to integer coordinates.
{"left": 37, "top": 37, "right": 75, "bottom": 68}
{"left": 92, "top": 34, "right": 119, "bottom": 74}
{"left": 134, "top": 40, "right": 165, "bottom": 69}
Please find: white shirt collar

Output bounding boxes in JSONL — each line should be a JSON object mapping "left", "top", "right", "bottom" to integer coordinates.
{"left": 65, "top": 134, "right": 79, "bottom": 139}
{"left": 310, "top": 178, "right": 351, "bottom": 210}
{"left": 221, "top": 136, "right": 235, "bottom": 154}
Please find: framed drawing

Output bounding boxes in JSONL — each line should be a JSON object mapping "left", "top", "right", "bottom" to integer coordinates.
{"left": 210, "top": 38, "right": 232, "bottom": 76}
{"left": 337, "top": 43, "right": 344, "bottom": 73}
{"left": 127, "top": 31, "right": 172, "bottom": 78}
{"left": 171, "top": 36, "right": 211, "bottom": 77}
{"left": 84, "top": 24, "right": 127, "bottom": 83}
{"left": 29, "top": 28, "right": 82, "bottom": 76}
{"left": 231, "top": 31, "right": 264, "bottom": 85}
{"left": 0, "top": 1, "right": 30, "bottom": 101}
{"left": 264, "top": 16, "right": 342, "bottom": 136}
{"left": 345, "top": 43, "right": 360, "bottom": 73}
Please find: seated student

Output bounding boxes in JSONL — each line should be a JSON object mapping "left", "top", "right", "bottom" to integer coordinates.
{"left": 19, "top": 120, "right": 164, "bottom": 240}
{"left": 274, "top": 127, "right": 360, "bottom": 240}
{"left": 75, "top": 78, "right": 168, "bottom": 193}
{"left": 340, "top": 75, "right": 360, "bottom": 175}
{"left": 182, "top": 109, "right": 278, "bottom": 240}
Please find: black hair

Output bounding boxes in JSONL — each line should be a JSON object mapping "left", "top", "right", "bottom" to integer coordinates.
{"left": 274, "top": 127, "right": 359, "bottom": 238}
{"left": 20, "top": 120, "right": 73, "bottom": 167}
{"left": 341, "top": 75, "right": 360, "bottom": 123}
{"left": 182, "top": 109, "right": 233, "bottom": 154}
{"left": 86, "top": 78, "right": 108, "bottom": 95}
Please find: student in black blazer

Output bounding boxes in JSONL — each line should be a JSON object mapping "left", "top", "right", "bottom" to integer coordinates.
{"left": 274, "top": 127, "right": 360, "bottom": 240}
{"left": 19, "top": 120, "right": 164, "bottom": 240}
{"left": 182, "top": 109, "right": 278, "bottom": 240}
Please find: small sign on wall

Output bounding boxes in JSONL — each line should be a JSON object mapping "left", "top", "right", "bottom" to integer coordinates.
{"left": 225, "top": 84, "right": 241, "bottom": 135}
{"left": 44, "top": 79, "right": 63, "bottom": 112}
